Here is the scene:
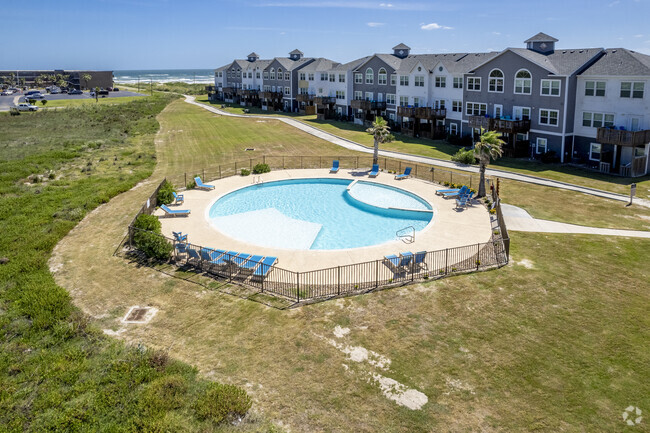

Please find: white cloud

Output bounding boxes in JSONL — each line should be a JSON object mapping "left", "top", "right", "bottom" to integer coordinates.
{"left": 379, "top": 2, "right": 393, "bottom": 7}
{"left": 491, "top": 31, "right": 501, "bottom": 35}
{"left": 367, "top": 22, "right": 384, "bottom": 27}
{"left": 260, "top": 1, "right": 430, "bottom": 10}
{"left": 634, "top": 34, "right": 644, "bottom": 38}
{"left": 420, "top": 22, "right": 453, "bottom": 30}
{"left": 608, "top": 0, "right": 620, "bottom": 6}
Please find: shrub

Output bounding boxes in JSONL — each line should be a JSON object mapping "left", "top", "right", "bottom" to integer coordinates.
{"left": 252, "top": 163, "right": 270, "bottom": 174}
{"left": 156, "top": 180, "right": 174, "bottom": 205}
{"left": 9, "top": 107, "right": 20, "bottom": 116}
{"left": 133, "top": 214, "right": 172, "bottom": 260}
{"left": 41, "top": 99, "right": 48, "bottom": 106}
{"left": 134, "top": 214, "right": 161, "bottom": 232}
{"left": 451, "top": 148, "right": 477, "bottom": 165}
{"left": 141, "top": 375, "right": 188, "bottom": 415}
{"left": 540, "top": 150, "right": 560, "bottom": 164}
{"left": 240, "top": 168, "right": 251, "bottom": 176}
{"left": 194, "top": 383, "right": 252, "bottom": 424}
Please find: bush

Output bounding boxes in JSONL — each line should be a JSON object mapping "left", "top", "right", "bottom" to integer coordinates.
{"left": 156, "top": 180, "right": 174, "bottom": 205}
{"left": 252, "top": 163, "right": 270, "bottom": 174}
{"left": 540, "top": 150, "right": 560, "bottom": 164}
{"left": 194, "top": 383, "right": 252, "bottom": 424}
{"left": 133, "top": 214, "right": 173, "bottom": 260}
{"left": 240, "top": 168, "right": 251, "bottom": 176}
{"left": 451, "top": 148, "right": 477, "bottom": 165}
{"left": 140, "top": 375, "right": 188, "bottom": 415}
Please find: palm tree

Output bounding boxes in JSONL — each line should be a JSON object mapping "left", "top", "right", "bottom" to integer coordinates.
{"left": 366, "top": 116, "right": 394, "bottom": 166}
{"left": 474, "top": 128, "right": 505, "bottom": 198}
{"left": 81, "top": 73, "right": 92, "bottom": 90}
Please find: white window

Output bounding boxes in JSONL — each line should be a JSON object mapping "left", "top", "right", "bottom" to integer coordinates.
{"left": 513, "top": 106, "right": 531, "bottom": 120}
{"left": 298, "top": 87, "right": 308, "bottom": 95}
{"left": 453, "top": 77, "right": 463, "bottom": 89}
{"left": 466, "top": 102, "right": 487, "bottom": 116}
{"left": 299, "top": 73, "right": 305, "bottom": 80}
{"left": 377, "top": 93, "right": 383, "bottom": 102}
{"left": 365, "top": 92, "right": 373, "bottom": 101}
{"left": 270, "top": 68, "right": 275, "bottom": 80}
{"left": 582, "top": 112, "right": 615, "bottom": 128}
{"left": 256, "top": 72, "right": 260, "bottom": 79}
{"left": 263, "top": 71, "right": 268, "bottom": 80}
{"left": 449, "top": 123, "right": 458, "bottom": 135}
{"left": 378, "top": 68, "right": 387, "bottom": 85}
{"left": 434, "top": 99, "right": 445, "bottom": 109}
{"left": 467, "top": 77, "right": 481, "bottom": 91}
{"left": 284, "top": 86, "right": 290, "bottom": 95}
{"left": 366, "top": 68, "right": 374, "bottom": 84}
{"left": 541, "top": 79, "right": 561, "bottom": 96}
{"left": 355, "top": 73, "right": 363, "bottom": 84}
{"left": 589, "top": 143, "right": 601, "bottom": 161}
{"left": 320, "top": 73, "right": 328, "bottom": 81}
{"left": 308, "top": 73, "right": 314, "bottom": 81}
{"left": 335, "top": 90, "right": 345, "bottom": 99}
{"left": 415, "top": 76, "right": 425, "bottom": 87}
{"left": 620, "top": 82, "right": 644, "bottom": 98}
{"left": 390, "top": 74, "right": 397, "bottom": 86}
{"left": 585, "top": 81, "right": 605, "bottom": 96}
{"left": 400, "top": 75, "right": 409, "bottom": 86}
{"left": 386, "top": 94, "right": 396, "bottom": 105}
{"left": 413, "top": 97, "right": 420, "bottom": 107}
{"left": 339, "top": 73, "right": 345, "bottom": 83}
{"left": 539, "top": 109, "right": 559, "bottom": 126}
{"left": 452, "top": 100, "right": 462, "bottom": 112}
{"left": 399, "top": 96, "right": 409, "bottom": 106}
{"left": 354, "top": 90, "right": 362, "bottom": 100}
{"left": 329, "top": 74, "right": 335, "bottom": 82}
{"left": 264, "top": 85, "right": 270, "bottom": 92}
{"left": 435, "top": 76, "right": 446, "bottom": 88}
{"left": 536, "top": 137, "right": 547, "bottom": 154}
{"left": 285, "top": 72, "right": 290, "bottom": 80}
{"left": 488, "top": 69, "right": 504, "bottom": 92}
{"left": 514, "top": 69, "right": 532, "bottom": 94}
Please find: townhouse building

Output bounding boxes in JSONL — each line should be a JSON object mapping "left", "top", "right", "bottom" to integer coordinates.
{"left": 213, "top": 33, "right": 650, "bottom": 176}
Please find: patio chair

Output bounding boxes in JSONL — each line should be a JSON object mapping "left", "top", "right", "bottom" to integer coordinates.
{"left": 172, "top": 231, "right": 187, "bottom": 243}
{"left": 172, "top": 191, "right": 184, "bottom": 205}
{"left": 368, "top": 164, "right": 380, "bottom": 178}
{"left": 436, "top": 186, "right": 461, "bottom": 195}
{"left": 383, "top": 254, "right": 401, "bottom": 273}
{"left": 186, "top": 247, "right": 201, "bottom": 266}
{"left": 194, "top": 176, "right": 215, "bottom": 191}
{"left": 160, "top": 204, "right": 190, "bottom": 217}
{"left": 229, "top": 252, "right": 252, "bottom": 267}
{"left": 455, "top": 195, "right": 469, "bottom": 209}
{"left": 441, "top": 185, "right": 469, "bottom": 198}
{"left": 330, "top": 160, "right": 340, "bottom": 174}
{"left": 413, "top": 251, "right": 428, "bottom": 271}
{"left": 238, "top": 255, "right": 265, "bottom": 274}
{"left": 394, "top": 167, "right": 412, "bottom": 180}
{"left": 252, "top": 256, "right": 278, "bottom": 280}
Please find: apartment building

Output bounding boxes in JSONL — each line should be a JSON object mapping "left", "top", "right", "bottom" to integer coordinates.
{"left": 213, "top": 33, "right": 650, "bottom": 176}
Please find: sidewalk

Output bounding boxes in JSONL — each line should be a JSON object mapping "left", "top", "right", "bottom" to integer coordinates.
{"left": 184, "top": 96, "right": 650, "bottom": 209}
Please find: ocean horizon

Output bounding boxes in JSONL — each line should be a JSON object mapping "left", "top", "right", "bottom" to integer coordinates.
{"left": 114, "top": 69, "right": 214, "bottom": 84}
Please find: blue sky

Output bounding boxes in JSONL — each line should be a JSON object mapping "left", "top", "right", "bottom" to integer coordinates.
{"left": 2, "top": 0, "right": 649, "bottom": 70}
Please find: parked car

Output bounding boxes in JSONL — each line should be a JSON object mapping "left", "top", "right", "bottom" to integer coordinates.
{"left": 106, "top": 87, "right": 113, "bottom": 91}
{"left": 98, "top": 89, "right": 109, "bottom": 95}
{"left": 113, "top": 87, "right": 120, "bottom": 91}
{"left": 1, "top": 89, "right": 14, "bottom": 95}
{"left": 68, "top": 89, "right": 83, "bottom": 95}
{"left": 16, "top": 103, "right": 38, "bottom": 111}
{"left": 50, "top": 87, "right": 61, "bottom": 94}
{"left": 28, "top": 93, "right": 45, "bottom": 99}
{"left": 25, "top": 90, "right": 41, "bottom": 96}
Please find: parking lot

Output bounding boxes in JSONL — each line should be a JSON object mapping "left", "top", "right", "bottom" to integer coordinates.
{"left": 0, "top": 89, "right": 146, "bottom": 111}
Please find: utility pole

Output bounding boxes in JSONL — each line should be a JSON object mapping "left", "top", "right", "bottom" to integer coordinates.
{"left": 137, "top": 76, "right": 140, "bottom": 92}
{"left": 150, "top": 79, "right": 153, "bottom": 96}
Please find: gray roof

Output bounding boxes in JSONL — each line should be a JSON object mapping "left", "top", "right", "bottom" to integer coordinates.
{"left": 214, "top": 63, "right": 230, "bottom": 72}
{"left": 580, "top": 48, "right": 650, "bottom": 76}
{"left": 289, "top": 49, "right": 304, "bottom": 55}
{"left": 268, "top": 56, "right": 314, "bottom": 71}
{"left": 392, "top": 43, "right": 411, "bottom": 50}
{"left": 510, "top": 47, "right": 603, "bottom": 75}
{"left": 300, "top": 58, "right": 341, "bottom": 72}
{"left": 393, "top": 52, "right": 499, "bottom": 74}
{"left": 247, "top": 52, "right": 260, "bottom": 58}
{"left": 525, "top": 32, "right": 559, "bottom": 43}
{"left": 332, "top": 56, "right": 372, "bottom": 71}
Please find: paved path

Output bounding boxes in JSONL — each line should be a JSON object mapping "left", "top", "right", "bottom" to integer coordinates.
{"left": 501, "top": 204, "right": 650, "bottom": 238}
{"left": 184, "top": 96, "right": 650, "bottom": 208}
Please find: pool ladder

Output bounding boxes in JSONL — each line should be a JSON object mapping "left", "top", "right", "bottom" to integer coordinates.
{"left": 396, "top": 226, "right": 415, "bottom": 243}
{"left": 252, "top": 176, "right": 264, "bottom": 185}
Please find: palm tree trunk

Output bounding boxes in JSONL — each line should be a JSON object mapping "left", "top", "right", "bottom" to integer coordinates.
{"left": 478, "top": 162, "right": 487, "bottom": 198}
{"left": 373, "top": 138, "right": 379, "bottom": 166}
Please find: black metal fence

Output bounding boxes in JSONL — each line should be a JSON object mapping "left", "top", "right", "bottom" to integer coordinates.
{"left": 125, "top": 156, "right": 510, "bottom": 305}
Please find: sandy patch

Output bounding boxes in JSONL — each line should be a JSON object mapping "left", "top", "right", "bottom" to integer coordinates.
{"left": 445, "top": 378, "right": 475, "bottom": 395}
{"left": 516, "top": 258, "right": 534, "bottom": 269}
{"left": 333, "top": 325, "right": 350, "bottom": 338}
{"left": 370, "top": 373, "right": 428, "bottom": 410}
{"left": 103, "top": 327, "right": 127, "bottom": 336}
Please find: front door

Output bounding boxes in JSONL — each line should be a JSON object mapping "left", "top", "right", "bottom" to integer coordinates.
{"left": 494, "top": 104, "right": 503, "bottom": 119}
{"left": 629, "top": 116, "right": 642, "bottom": 131}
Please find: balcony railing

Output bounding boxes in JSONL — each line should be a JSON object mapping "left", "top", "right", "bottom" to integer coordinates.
{"left": 415, "top": 107, "right": 446, "bottom": 120}
{"left": 351, "top": 99, "right": 386, "bottom": 111}
{"left": 296, "top": 94, "right": 313, "bottom": 102}
{"left": 468, "top": 116, "right": 531, "bottom": 133}
{"left": 314, "top": 96, "right": 336, "bottom": 105}
{"left": 259, "top": 91, "right": 284, "bottom": 99}
{"left": 597, "top": 128, "right": 650, "bottom": 147}
{"left": 397, "top": 106, "right": 415, "bottom": 117}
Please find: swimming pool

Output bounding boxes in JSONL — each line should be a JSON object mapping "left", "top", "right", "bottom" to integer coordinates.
{"left": 208, "top": 178, "right": 433, "bottom": 250}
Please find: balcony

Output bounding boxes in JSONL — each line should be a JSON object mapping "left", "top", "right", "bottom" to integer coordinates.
{"left": 468, "top": 116, "right": 531, "bottom": 133}
{"left": 597, "top": 128, "right": 650, "bottom": 147}
{"left": 415, "top": 107, "right": 446, "bottom": 120}
{"left": 296, "top": 94, "right": 313, "bottom": 102}
{"left": 351, "top": 99, "right": 386, "bottom": 111}
{"left": 223, "top": 87, "right": 235, "bottom": 95}
{"left": 397, "top": 106, "right": 415, "bottom": 117}
{"left": 314, "top": 96, "right": 335, "bottom": 105}
{"left": 259, "top": 91, "right": 283, "bottom": 99}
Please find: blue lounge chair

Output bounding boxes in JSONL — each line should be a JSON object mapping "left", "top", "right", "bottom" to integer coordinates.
{"left": 230, "top": 252, "right": 252, "bottom": 267}
{"left": 199, "top": 247, "right": 222, "bottom": 262}
{"left": 395, "top": 167, "right": 412, "bottom": 180}
{"left": 175, "top": 242, "right": 187, "bottom": 256}
{"left": 172, "top": 231, "right": 187, "bottom": 242}
{"left": 455, "top": 195, "right": 469, "bottom": 209}
{"left": 436, "top": 186, "right": 460, "bottom": 195}
{"left": 383, "top": 252, "right": 413, "bottom": 274}
{"left": 194, "top": 176, "right": 215, "bottom": 191}
{"left": 330, "top": 160, "right": 339, "bottom": 173}
{"left": 413, "top": 251, "right": 427, "bottom": 271}
{"left": 442, "top": 185, "right": 469, "bottom": 198}
{"left": 160, "top": 204, "right": 190, "bottom": 217}
{"left": 368, "top": 164, "right": 380, "bottom": 178}
{"left": 239, "top": 255, "right": 265, "bottom": 273}
{"left": 186, "top": 248, "right": 201, "bottom": 265}
{"left": 383, "top": 254, "right": 400, "bottom": 272}
{"left": 398, "top": 252, "right": 413, "bottom": 269}
{"left": 172, "top": 191, "right": 184, "bottom": 205}
{"left": 252, "top": 256, "right": 277, "bottom": 279}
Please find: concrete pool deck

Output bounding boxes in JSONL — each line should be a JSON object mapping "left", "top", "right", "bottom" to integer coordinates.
{"left": 153, "top": 169, "right": 493, "bottom": 272}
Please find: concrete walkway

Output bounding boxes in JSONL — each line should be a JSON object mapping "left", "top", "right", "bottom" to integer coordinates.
{"left": 501, "top": 204, "right": 650, "bottom": 238}
{"left": 184, "top": 96, "right": 650, "bottom": 209}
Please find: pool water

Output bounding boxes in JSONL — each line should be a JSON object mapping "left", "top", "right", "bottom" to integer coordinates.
{"left": 208, "top": 178, "right": 433, "bottom": 250}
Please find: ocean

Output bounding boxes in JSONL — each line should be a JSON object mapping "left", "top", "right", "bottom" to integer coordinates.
{"left": 113, "top": 69, "right": 214, "bottom": 84}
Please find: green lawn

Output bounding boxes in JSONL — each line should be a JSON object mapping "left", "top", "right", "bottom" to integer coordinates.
{"left": 50, "top": 97, "right": 650, "bottom": 431}
{"left": 41, "top": 95, "right": 146, "bottom": 108}
{"left": 0, "top": 95, "right": 274, "bottom": 432}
